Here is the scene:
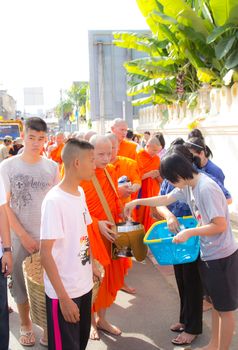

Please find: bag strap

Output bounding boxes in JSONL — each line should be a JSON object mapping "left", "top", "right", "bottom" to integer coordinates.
{"left": 91, "top": 175, "right": 115, "bottom": 226}
{"left": 104, "top": 168, "right": 118, "bottom": 198}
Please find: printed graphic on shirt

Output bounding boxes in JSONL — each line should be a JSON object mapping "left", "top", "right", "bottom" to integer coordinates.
{"left": 79, "top": 236, "right": 91, "bottom": 265}
{"left": 10, "top": 174, "right": 53, "bottom": 210}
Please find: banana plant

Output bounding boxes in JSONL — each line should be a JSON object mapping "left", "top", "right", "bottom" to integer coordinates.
{"left": 113, "top": 0, "right": 238, "bottom": 107}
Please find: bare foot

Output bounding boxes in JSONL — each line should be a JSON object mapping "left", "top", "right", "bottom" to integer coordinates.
{"left": 90, "top": 325, "right": 100, "bottom": 340}
{"left": 121, "top": 283, "right": 136, "bottom": 295}
{"left": 170, "top": 322, "right": 185, "bottom": 332}
{"left": 97, "top": 319, "right": 122, "bottom": 336}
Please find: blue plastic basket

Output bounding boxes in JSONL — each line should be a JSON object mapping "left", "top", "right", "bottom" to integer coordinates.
{"left": 144, "top": 216, "right": 199, "bottom": 265}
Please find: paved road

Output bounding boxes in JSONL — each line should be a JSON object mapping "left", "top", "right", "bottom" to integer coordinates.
{"left": 9, "top": 258, "right": 238, "bottom": 350}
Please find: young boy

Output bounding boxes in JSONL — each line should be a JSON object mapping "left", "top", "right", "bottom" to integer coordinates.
{"left": 0, "top": 178, "right": 12, "bottom": 350}
{"left": 0, "top": 117, "right": 58, "bottom": 347}
{"left": 125, "top": 153, "right": 238, "bottom": 350}
{"left": 40, "top": 139, "right": 98, "bottom": 350}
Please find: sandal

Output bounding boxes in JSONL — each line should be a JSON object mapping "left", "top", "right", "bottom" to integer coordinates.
{"left": 172, "top": 332, "right": 197, "bottom": 345}
{"left": 170, "top": 323, "right": 185, "bottom": 333}
{"left": 40, "top": 337, "right": 48, "bottom": 347}
{"left": 19, "top": 328, "right": 36, "bottom": 347}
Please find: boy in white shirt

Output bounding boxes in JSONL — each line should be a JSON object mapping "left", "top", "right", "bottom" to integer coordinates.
{"left": 40, "top": 138, "right": 99, "bottom": 350}
{"left": 0, "top": 178, "right": 12, "bottom": 350}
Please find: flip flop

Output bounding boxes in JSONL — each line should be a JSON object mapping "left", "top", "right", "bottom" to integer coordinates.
{"left": 40, "top": 338, "right": 48, "bottom": 347}
{"left": 19, "top": 328, "right": 36, "bottom": 347}
{"left": 171, "top": 333, "right": 197, "bottom": 345}
{"left": 170, "top": 323, "right": 185, "bottom": 333}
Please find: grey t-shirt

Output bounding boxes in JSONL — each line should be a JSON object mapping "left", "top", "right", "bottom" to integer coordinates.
{"left": 171, "top": 173, "right": 238, "bottom": 261}
{"left": 0, "top": 155, "right": 59, "bottom": 240}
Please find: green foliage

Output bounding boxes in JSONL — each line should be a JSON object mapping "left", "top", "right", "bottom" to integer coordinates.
{"left": 113, "top": 0, "right": 238, "bottom": 107}
{"left": 55, "top": 82, "right": 89, "bottom": 120}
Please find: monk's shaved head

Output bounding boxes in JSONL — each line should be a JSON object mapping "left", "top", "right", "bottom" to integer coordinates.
{"left": 111, "top": 118, "right": 128, "bottom": 142}
{"left": 105, "top": 133, "right": 118, "bottom": 145}
{"left": 84, "top": 130, "right": 97, "bottom": 141}
{"left": 147, "top": 136, "right": 162, "bottom": 146}
{"left": 146, "top": 136, "right": 162, "bottom": 157}
{"left": 89, "top": 135, "right": 112, "bottom": 147}
{"left": 62, "top": 138, "right": 94, "bottom": 169}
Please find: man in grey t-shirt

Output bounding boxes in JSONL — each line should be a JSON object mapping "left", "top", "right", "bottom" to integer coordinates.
{"left": 0, "top": 118, "right": 59, "bottom": 347}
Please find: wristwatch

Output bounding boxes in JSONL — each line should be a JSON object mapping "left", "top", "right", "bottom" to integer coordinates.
{"left": 2, "top": 247, "right": 12, "bottom": 253}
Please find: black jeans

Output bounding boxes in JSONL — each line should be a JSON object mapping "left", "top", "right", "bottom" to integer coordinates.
{"left": 174, "top": 259, "right": 203, "bottom": 335}
{"left": 46, "top": 290, "right": 92, "bottom": 350}
{"left": 0, "top": 258, "right": 9, "bottom": 350}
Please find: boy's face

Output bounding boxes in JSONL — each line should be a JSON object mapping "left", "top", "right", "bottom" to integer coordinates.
{"left": 23, "top": 129, "right": 46, "bottom": 155}
{"left": 77, "top": 150, "right": 95, "bottom": 180}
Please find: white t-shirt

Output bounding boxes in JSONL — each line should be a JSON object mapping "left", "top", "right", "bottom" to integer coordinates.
{"left": 0, "top": 178, "right": 7, "bottom": 259}
{"left": 40, "top": 185, "right": 93, "bottom": 299}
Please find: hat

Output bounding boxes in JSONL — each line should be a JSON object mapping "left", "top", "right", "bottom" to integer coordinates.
{"left": 4, "top": 135, "right": 13, "bottom": 141}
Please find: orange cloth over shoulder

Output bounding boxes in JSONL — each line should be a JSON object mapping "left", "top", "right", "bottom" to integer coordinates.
{"left": 80, "top": 165, "right": 131, "bottom": 312}
{"left": 49, "top": 144, "right": 64, "bottom": 164}
{"left": 136, "top": 149, "right": 161, "bottom": 232}
{"left": 118, "top": 139, "right": 137, "bottom": 160}
{"left": 113, "top": 155, "right": 141, "bottom": 205}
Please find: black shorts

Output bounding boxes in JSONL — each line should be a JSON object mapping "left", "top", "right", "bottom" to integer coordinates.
{"left": 46, "top": 290, "right": 92, "bottom": 350}
{"left": 199, "top": 249, "right": 238, "bottom": 312}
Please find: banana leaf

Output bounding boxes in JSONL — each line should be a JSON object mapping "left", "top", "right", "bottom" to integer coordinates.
{"left": 207, "top": 23, "right": 237, "bottom": 43}
{"left": 210, "top": 0, "right": 238, "bottom": 26}
{"left": 215, "top": 35, "right": 237, "bottom": 59}
{"left": 225, "top": 50, "right": 238, "bottom": 69}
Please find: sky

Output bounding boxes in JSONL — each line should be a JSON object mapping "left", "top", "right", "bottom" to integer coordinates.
{"left": 0, "top": 0, "right": 148, "bottom": 111}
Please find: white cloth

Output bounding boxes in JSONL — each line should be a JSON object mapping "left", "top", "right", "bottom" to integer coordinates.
{"left": 0, "top": 178, "right": 7, "bottom": 259}
{"left": 40, "top": 185, "right": 93, "bottom": 299}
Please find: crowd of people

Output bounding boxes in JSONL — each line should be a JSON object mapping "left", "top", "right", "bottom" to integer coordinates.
{"left": 0, "top": 116, "right": 237, "bottom": 350}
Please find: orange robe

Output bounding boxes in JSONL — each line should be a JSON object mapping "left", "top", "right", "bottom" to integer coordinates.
{"left": 80, "top": 165, "right": 131, "bottom": 311}
{"left": 136, "top": 149, "right": 161, "bottom": 232}
{"left": 113, "top": 156, "right": 141, "bottom": 205}
{"left": 49, "top": 144, "right": 64, "bottom": 164}
{"left": 118, "top": 139, "right": 137, "bottom": 160}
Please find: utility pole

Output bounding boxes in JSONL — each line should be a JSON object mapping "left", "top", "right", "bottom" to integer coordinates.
{"left": 98, "top": 42, "right": 105, "bottom": 135}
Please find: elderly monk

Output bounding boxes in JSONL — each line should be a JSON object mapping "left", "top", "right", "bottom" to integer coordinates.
{"left": 80, "top": 135, "right": 131, "bottom": 340}
{"left": 48, "top": 132, "right": 65, "bottom": 166}
{"left": 111, "top": 118, "right": 137, "bottom": 160}
{"left": 84, "top": 130, "right": 97, "bottom": 142}
{"left": 136, "top": 136, "right": 162, "bottom": 231}
{"left": 106, "top": 133, "right": 141, "bottom": 205}
{"left": 106, "top": 133, "right": 141, "bottom": 294}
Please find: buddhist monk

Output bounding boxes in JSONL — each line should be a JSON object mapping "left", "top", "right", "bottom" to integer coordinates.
{"left": 80, "top": 135, "right": 130, "bottom": 340}
{"left": 111, "top": 118, "right": 137, "bottom": 160}
{"left": 136, "top": 136, "right": 162, "bottom": 231}
{"left": 106, "top": 133, "right": 141, "bottom": 294}
{"left": 106, "top": 133, "right": 141, "bottom": 205}
{"left": 84, "top": 130, "right": 97, "bottom": 142}
{"left": 48, "top": 132, "right": 65, "bottom": 166}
